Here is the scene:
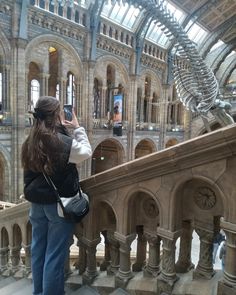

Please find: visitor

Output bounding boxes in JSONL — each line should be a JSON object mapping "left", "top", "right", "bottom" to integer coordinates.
{"left": 212, "top": 231, "right": 225, "bottom": 264}
{"left": 21, "top": 96, "right": 92, "bottom": 295}
{"left": 219, "top": 241, "right": 226, "bottom": 271}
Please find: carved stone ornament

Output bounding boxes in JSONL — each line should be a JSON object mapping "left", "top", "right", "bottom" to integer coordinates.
{"left": 143, "top": 198, "right": 159, "bottom": 218}
{"left": 194, "top": 187, "right": 216, "bottom": 210}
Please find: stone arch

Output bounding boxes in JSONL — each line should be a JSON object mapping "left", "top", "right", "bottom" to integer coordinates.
{"left": 135, "top": 138, "right": 157, "bottom": 159}
{"left": 169, "top": 175, "right": 226, "bottom": 231}
{"left": 12, "top": 224, "right": 22, "bottom": 247}
{"left": 25, "top": 34, "right": 83, "bottom": 78}
{"left": 0, "top": 143, "right": 11, "bottom": 202}
{"left": 123, "top": 187, "right": 161, "bottom": 235}
{"left": 0, "top": 227, "right": 9, "bottom": 247}
{"left": 165, "top": 138, "right": 179, "bottom": 148}
{"left": 94, "top": 55, "right": 129, "bottom": 87}
{"left": 139, "top": 68, "right": 163, "bottom": 93}
{"left": 91, "top": 138, "right": 126, "bottom": 174}
{"left": 94, "top": 200, "right": 117, "bottom": 234}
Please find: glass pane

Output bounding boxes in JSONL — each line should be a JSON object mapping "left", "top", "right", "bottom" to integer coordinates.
{"left": 31, "top": 79, "right": 40, "bottom": 108}
{"left": 122, "top": 6, "right": 140, "bottom": 29}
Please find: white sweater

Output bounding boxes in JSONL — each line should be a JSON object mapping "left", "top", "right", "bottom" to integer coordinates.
{"left": 68, "top": 127, "right": 92, "bottom": 164}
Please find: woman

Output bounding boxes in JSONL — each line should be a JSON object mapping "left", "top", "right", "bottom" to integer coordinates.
{"left": 21, "top": 96, "right": 92, "bottom": 295}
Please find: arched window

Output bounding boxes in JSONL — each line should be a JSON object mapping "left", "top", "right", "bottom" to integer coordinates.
{"left": 67, "top": 6, "right": 71, "bottom": 20}
{"left": 49, "top": 2, "right": 54, "bottom": 13}
{"left": 48, "top": 47, "right": 58, "bottom": 97}
{"left": 56, "top": 84, "right": 60, "bottom": 101}
{"left": 31, "top": 79, "right": 40, "bottom": 108}
{"left": 75, "top": 10, "right": 79, "bottom": 23}
{"left": 66, "top": 72, "right": 75, "bottom": 105}
{"left": 39, "top": 0, "right": 45, "bottom": 9}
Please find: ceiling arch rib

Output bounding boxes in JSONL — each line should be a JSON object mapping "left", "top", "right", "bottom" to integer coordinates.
{"left": 167, "top": 0, "right": 217, "bottom": 52}
{"left": 209, "top": 44, "right": 235, "bottom": 74}
{"left": 216, "top": 53, "right": 236, "bottom": 87}
{"left": 199, "top": 15, "right": 236, "bottom": 59}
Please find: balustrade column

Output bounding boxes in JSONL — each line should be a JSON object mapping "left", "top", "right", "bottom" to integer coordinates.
{"left": 22, "top": 244, "right": 31, "bottom": 275}
{"left": 175, "top": 221, "right": 194, "bottom": 273}
{"left": 100, "top": 231, "right": 111, "bottom": 271}
{"left": 115, "top": 233, "right": 136, "bottom": 288}
{"left": 143, "top": 233, "right": 161, "bottom": 277}
{"left": 193, "top": 227, "right": 215, "bottom": 279}
{"left": 132, "top": 226, "right": 147, "bottom": 272}
{"left": 9, "top": 245, "right": 22, "bottom": 274}
{"left": 157, "top": 228, "right": 179, "bottom": 295}
{"left": 107, "top": 231, "right": 120, "bottom": 275}
{"left": 64, "top": 236, "right": 74, "bottom": 277}
{"left": 82, "top": 237, "right": 101, "bottom": 285}
{"left": 0, "top": 247, "right": 9, "bottom": 274}
{"left": 217, "top": 219, "right": 236, "bottom": 295}
{"left": 74, "top": 237, "right": 87, "bottom": 275}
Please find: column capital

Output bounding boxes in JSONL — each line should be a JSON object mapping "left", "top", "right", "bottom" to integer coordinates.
{"left": 81, "top": 237, "right": 101, "bottom": 248}
{"left": 114, "top": 232, "right": 136, "bottom": 246}
{"left": 157, "top": 227, "right": 181, "bottom": 241}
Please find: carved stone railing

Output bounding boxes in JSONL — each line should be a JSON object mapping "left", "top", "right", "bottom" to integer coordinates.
{"left": 1, "top": 124, "right": 236, "bottom": 294}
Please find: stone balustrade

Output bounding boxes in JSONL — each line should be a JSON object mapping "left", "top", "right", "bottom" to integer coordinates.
{"left": 1, "top": 124, "right": 236, "bottom": 294}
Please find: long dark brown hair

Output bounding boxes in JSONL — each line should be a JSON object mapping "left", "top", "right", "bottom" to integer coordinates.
{"left": 21, "top": 96, "right": 66, "bottom": 174}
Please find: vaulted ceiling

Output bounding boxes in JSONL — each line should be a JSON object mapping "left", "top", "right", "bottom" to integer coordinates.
{"left": 171, "top": 0, "right": 236, "bottom": 48}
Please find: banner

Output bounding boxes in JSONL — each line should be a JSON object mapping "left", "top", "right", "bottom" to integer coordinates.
{"left": 113, "top": 94, "right": 123, "bottom": 124}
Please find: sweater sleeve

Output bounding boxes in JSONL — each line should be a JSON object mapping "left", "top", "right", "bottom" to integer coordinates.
{"left": 68, "top": 127, "right": 92, "bottom": 164}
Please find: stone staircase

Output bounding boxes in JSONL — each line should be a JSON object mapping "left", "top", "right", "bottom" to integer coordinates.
{"left": 0, "top": 275, "right": 131, "bottom": 295}
{"left": 0, "top": 269, "right": 223, "bottom": 295}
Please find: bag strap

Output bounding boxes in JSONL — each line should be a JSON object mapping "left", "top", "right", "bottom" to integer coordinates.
{"left": 43, "top": 172, "right": 83, "bottom": 206}
{"left": 43, "top": 172, "right": 68, "bottom": 216}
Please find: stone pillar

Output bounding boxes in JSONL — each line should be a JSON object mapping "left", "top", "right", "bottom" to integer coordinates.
{"left": 40, "top": 73, "right": 50, "bottom": 97}
{"left": 22, "top": 244, "right": 31, "bottom": 276}
{"left": 107, "top": 231, "right": 120, "bottom": 275}
{"left": 82, "top": 237, "right": 101, "bottom": 285}
{"left": 11, "top": 38, "right": 27, "bottom": 201}
{"left": 114, "top": 232, "right": 136, "bottom": 288}
{"left": 143, "top": 232, "right": 161, "bottom": 277}
{"left": 127, "top": 75, "right": 138, "bottom": 161}
{"left": 76, "top": 238, "right": 87, "bottom": 275}
{"left": 193, "top": 227, "right": 215, "bottom": 279}
{"left": 59, "top": 77, "right": 67, "bottom": 106}
{"left": 0, "top": 247, "right": 9, "bottom": 275}
{"left": 175, "top": 221, "right": 194, "bottom": 273}
{"left": 64, "top": 235, "right": 74, "bottom": 277}
{"left": 159, "top": 84, "right": 170, "bottom": 150}
{"left": 217, "top": 219, "right": 236, "bottom": 295}
{"left": 100, "top": 231, "right": 111, "bottom": 271}
{"left": 10, "top": 245, "right": 22, "bottom": 274}
{"left": 132, "top": 226, "right": 147, "bottom": 272}
{"left": 157, "top": 228, "right": 179, "bottom": 295}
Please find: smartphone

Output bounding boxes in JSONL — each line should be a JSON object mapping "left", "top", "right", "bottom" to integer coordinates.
{"left": 63, "top": 104, "right": 73, "bottom": 121}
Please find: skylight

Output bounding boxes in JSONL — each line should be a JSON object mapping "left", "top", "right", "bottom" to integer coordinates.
{"left": 101, "top": 2, "right": 140, "bottom": 30}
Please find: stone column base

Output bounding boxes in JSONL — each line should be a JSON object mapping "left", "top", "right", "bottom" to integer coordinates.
{"left": 217, "top": 280, "right": 236, "bottom": 295}
{"left": 143, "top": 265, "right": 160, "bottom": 277}
{"left": 82, "top": 271, "right": 98, "bottom": 285}
{"left": 157, "top": 274, "right": 179, "bottom": 295}
{"left": 193, "top": 267, "right": 215, "bottom": 280}
{"left": 115, "top": 271, "right": 134, "bottom": 288}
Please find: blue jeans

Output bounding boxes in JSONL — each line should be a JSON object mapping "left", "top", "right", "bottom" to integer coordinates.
{"left": 29, "top": 203, "right": 75, "bottom": 295}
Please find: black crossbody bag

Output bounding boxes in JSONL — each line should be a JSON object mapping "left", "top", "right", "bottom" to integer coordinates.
{"left": 43, "top": 173, "right": 89, "bottom": 223}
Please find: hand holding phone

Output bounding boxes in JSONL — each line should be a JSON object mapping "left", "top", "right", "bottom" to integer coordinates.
{"left": 63, "top": 104, "right": 73, "bottom": 121}
{"left": 62, "top": 106, "right": 80, "bottom": 129}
